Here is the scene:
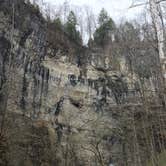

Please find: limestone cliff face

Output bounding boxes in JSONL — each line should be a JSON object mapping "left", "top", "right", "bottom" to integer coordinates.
{"left": 0, "top": 1, "right": 165, "bottom": 166}
{"left": 0, "top": 0, "right": 129, "bottom": 114}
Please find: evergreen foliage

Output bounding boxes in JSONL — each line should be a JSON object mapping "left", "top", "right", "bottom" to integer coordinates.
{"left": 53, "top": 18, "right": 63, "bottom": 30}
{"left": 93, "top": 8, "right": 115, "bottom": 46}
{"left": 65, "top": 11, "right": 82, "bottom": 44}
{"left": 98, "top": 8, "right": 109, "bottom": 26}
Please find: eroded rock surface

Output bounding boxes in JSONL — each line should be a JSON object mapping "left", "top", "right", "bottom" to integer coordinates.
{"left": 0, "top": 1, "right": 165, "bottom": 166}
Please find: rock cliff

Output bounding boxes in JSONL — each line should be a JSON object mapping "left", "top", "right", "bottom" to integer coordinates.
{"left": 0, "top": 1, "right": 165, "bottom": 166}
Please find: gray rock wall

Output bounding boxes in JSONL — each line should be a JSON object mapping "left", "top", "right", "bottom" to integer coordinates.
{"left": 0, "top": 1, "right": 165, "bottom": 166}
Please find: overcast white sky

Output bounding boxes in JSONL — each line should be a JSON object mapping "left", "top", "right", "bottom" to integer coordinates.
{"left": 43, "top": 0, "right": 145, "bottom": 21}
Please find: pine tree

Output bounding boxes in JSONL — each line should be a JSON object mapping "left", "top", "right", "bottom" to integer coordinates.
{"left": 98, "top": 8, "right": 109, "bottom": 26}
{"left": 54, "top": 17, "right": 62, "bottom": 29}
{"left": 65, "top": 11, "right": 82, "bottom": 44}
{"left": 93, "top": 8, "right": 115, "bottom": 46}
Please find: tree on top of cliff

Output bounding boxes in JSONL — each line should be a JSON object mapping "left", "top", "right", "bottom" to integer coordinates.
{"left": 65, "top": 11, "right": 82, "bottom": 44}
{"left": 93, "top": 8, "right": 115, "bottom": 47}
{"left": 53, "top": 17, "right": 63, "bottom": 30}
{"left": 98, "top": 8, "right": 109, "bottom": 26}
{"left": 67, "top": 11, "right": 77, "bottom": 26}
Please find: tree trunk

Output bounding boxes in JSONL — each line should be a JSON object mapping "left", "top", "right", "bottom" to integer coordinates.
{"left": 149, "top": 0, "right": 166, "bottom": 107}
{"left": 149, "top": 0, "right": 165, "bottom": 59}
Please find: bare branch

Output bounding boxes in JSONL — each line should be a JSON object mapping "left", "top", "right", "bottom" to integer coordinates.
{"left": 157, "top": 0, "right": 166, "bottom": 3}
{"left": 129, "top": 2, "right": 148, "bottom": 9}
{"left": 129, "top": 0, "right": 166, "bottom": 9}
